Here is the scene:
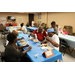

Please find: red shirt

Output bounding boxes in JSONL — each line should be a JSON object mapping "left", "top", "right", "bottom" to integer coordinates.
{"left": 33, "top": 29, "right": 47, "bottom": 41}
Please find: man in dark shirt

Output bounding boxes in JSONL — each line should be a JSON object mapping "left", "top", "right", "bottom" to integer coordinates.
{"left": 51, "top": 21, "right": 58, "bottom": 35}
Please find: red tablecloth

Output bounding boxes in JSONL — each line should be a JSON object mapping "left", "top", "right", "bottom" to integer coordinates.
{"left": 6, "top": 23, "right": 17, "bottom": 27}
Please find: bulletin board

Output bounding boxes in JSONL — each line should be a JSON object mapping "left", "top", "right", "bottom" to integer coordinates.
{"left": 0, "top": 17, "right": 6, "bottom": 26}
{"left": 38, "top": 13, "right": 41, "bottom": 19}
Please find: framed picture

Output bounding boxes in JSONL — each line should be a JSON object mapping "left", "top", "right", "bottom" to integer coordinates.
{"left": 38, "top": 13, "right": 41, "bottom": 19}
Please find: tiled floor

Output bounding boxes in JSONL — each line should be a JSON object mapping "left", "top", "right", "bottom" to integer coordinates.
{"left": 62, "top": 52, "right": 75, "bottom": 62}
{"left": 0, "top": 33, "right": 75, "bottom": 62}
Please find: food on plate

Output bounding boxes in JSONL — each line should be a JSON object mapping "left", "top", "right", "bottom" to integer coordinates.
{"left": 34, "top": 40, "right": 38, "bottom": 42}
{"left": 20, "top": 42, "right": 26, "bottom": 45}
{"left": 31, "top": 38, "right": 34, "bottom": 40}
{"left": 47, "top": 46, "right": 53, "bottom": 50}
{"left": 19, "top": 40, "right": 25, "bottom": 42}
{"left": 41, "top": 44, "right": 47, "bottom": 47}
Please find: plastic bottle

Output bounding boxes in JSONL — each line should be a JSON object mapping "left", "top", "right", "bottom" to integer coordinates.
{"left": 35, "top": 34, "right": 37, "bottom": 39}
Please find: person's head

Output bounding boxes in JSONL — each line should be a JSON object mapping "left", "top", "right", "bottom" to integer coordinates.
{"left": 59, "top": 26, "right": 62, "bottom": 30}
{"left": 47, "top": 28, "right": 55, "bottom": 37}
{"left": 51, "top": 21, "right": 56, "bottom": 28}
{"left": 38, "top": 26, "right": 43, "bottom": 32}
{"left": 12, "top": 30, "right": 18, "bottom": 36}
{"left": 20, "top": 23, "right": 24, "bottom": 27}
{"left": 7, "top": 33, "right": 17, "bottom": 44}
{"left": 63, "top": 27, "right": 66, "bottom": 32}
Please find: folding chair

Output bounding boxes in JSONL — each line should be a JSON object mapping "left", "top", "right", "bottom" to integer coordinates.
{"left": 59, "top": 38, "right": 70, "bottom": 56}
{"left": 0, "top": 51, "right": 6, "bottom": 62}
{"left": 0, "top": 30, "right": 8, "bottom": 39}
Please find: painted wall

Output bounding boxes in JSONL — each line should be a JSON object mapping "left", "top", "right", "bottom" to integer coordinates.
{"left": 47, "top": 12, "right": 75, "bottom": 32}
{"left": 34, "top": 12, "right": 47, "bottom": 25}
{"left": 0, "top": 12, "right": 29, "bottom": 26}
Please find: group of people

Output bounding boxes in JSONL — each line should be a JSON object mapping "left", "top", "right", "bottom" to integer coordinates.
{"left": 4, "top": 21, "right": 68, "bottom": 62}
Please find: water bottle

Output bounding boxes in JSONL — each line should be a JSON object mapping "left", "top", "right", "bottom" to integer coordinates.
{"left": 35, "top": 34, "right": 37, "bottom": 40}
{"left": 27, "top": 32, "right": 30, "bottom": 40}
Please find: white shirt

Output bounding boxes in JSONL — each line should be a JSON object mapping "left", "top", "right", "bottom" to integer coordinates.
{"left": 32, "top": 21, "right": 34, "bottom": 26}
{"left": 21, "top": 26, "right": 27, "bottom": 33}
{"left": 47, "top": 34, "right": 59, "bottom": 51}
{"left": 6, "top": 40, "right": 9, "bottom": 46}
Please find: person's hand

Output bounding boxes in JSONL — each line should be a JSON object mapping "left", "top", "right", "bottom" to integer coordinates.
{"left": 41, "top": 41, "right": 44, "bottom": 44}
{"left": 62, "top": 31, "right": 65, "bottom": 35}
{"left": 33, "top": 34, "right": 36, "bottom": 39}
{"left": 46, "top": 36, "right": 50, "bottom": 41}
{"left": 28, "top": 46, "right": 32, "bottom": 51}
{"left": 25, "top": 44, "right": 29, "bottom": 47}
{"left": 21, "top": 37, "right": 24, "bottom": 39}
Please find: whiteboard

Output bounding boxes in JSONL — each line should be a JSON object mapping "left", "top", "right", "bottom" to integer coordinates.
{"left": 0, "top": 17, "right": 6, "bottom": 26}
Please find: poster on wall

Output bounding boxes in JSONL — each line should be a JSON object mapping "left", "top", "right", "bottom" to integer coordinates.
{"left": 0, "top": 17, "right": 6, "bottom": 26}
{"left": 38, "top": 13, "right": 41, "bottom": 19}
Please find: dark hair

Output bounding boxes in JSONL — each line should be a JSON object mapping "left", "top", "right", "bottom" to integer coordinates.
{"left": 63, "top": 27, "right": 66, "bottom": 29}
{"left": 7, "top": 33, "right": 16, "bottom": 43}
{"left": 9, "top": 23, "right": 13, "bottom": 26}
{"left": 20, "top": 23, "right": 24, "bottom": 27}
{"left": 51, "top": 21, "right": 56, "bottom": 25}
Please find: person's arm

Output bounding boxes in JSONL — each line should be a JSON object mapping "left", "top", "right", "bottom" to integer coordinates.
{"left": 32, "top": 29, "right": 37, "bottom": 39}
{"left": 62, "top": 31, "right": 65, "bottom": 35}
{"left": 18, "top": 44, "right": 29, "bottom": 49}
{"left": 46, "top": 36, "right": 59, "bottom": 47}
{"left": 10, "top": 46, "right": 32, "bottom": 58}
{"left": 23, "top": 46, "right": 32, "bottom": 54}
{"left": 17, "top": 37, "right": 25, "bottom": 40}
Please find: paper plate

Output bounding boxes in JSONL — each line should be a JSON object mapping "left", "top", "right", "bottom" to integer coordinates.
{"left": 19, "top": 40, "right": 25, "bottom": 42}
{"left": 30, "top": 38, "right": 34, "bottom": 40}
{"left": 41, "top": 44, "right": 47, "bottom": 47}
{"left": 33, "top": 40, "right": 38, "bottom": 42}
{"left": 20, "top": 42, "right": 26, "bottom": 45}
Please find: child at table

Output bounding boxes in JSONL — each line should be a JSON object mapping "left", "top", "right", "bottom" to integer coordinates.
{"left": 62, "top": 27, "right": 68, "bottom": 35}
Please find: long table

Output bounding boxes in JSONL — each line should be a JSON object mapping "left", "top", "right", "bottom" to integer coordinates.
{"left": 6, "top": 26, "right": 20, "bottom": 32}
{"left": 58, "top": 33, "right": 75, "bottom": 48}
{"left": 6, "top": 26, "right": 38, "bottom": 32}
{"left": 17, "top": 34, "right": 63, "bottom": 62}
{"left": 26, "top": 27, "right": 38, "bottom": 32}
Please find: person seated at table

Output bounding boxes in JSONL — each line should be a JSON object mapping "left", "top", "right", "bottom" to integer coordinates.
{"left": 5, "top": 33, "right": 32, "bottom": 62}
{"left": 32, "top": 26, "right": 47, "bottom": 41}
{"left": 26, "top": 22, "right": 29, "bottom": 27}
{"left": 6, "top": 30, "right": 25, "bottom": 46}
{"left": 41, "top": 28, "right": 59, "bottom": 51}
{"left": 18, "top": 23, "right": 27, "bottom": 34}
{"left": 58, "top": 26, "right": 63, "bottom": 33}
{"left": 51, "top": 21, "right": 58, "bottom": 35}
{"left": 9, "top": 23, "right": 13, "bottom": 26}
{"left": 62, "top": 27, "right": 68, "bottom": 35}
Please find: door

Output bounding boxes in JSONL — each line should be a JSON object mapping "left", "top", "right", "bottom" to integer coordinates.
{"left": 29, "top": 14, "right": 34, "bottom": 26}
{"left": 18, "top": 17, "right": 23, "bottom": 26}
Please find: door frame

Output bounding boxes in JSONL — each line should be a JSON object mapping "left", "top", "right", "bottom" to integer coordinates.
{"left": 18, "top": 17, "right": 23, "bottom": 26}
{"left": 29, "top": 14, "right": 34, "bottom": 26}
